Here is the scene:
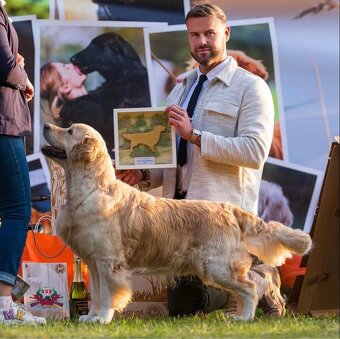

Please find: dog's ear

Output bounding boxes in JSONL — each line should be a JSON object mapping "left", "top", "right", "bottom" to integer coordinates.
{"left": 70, "top": 135, "right": 99, "bottom": 167}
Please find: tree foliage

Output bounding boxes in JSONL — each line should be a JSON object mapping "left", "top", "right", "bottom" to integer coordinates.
{"left": 5, "top": 0, "right": 49, "bottom": 19}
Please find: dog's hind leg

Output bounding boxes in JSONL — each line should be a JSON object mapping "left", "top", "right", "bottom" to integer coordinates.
{"left": 202, "top": 251, "right": 256, "bottom": 321}
{"left": 227, "top": 276, "right": 257, "bottom": 321}
{"left": 206, "top": 271, "right": 256, "bottom": 320}
{"left": 78, "top": 259, "right": 100, "bottom": 322}
{"left": 89, "top": 260, "right": 132, "bottom": 324}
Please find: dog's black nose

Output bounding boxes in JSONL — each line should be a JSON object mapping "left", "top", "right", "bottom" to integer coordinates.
{"left": 43, "top": 123, "right": 50, "bottom": 130}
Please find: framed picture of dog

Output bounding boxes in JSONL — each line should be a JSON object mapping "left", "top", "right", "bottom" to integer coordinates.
{"left": 57, "top": 0, "right": 190, "bottom": 24}
{"left": 35, "top": 20, "right": 166, "bottom": 156}
{"left": 144, "top": 17, "right": 288, "bottom": 161}
{"left": 114, "top": 107, "right": 176, "bottom": 169}
{"left": 260, "top": 157, "right": 323, "bottom": 232}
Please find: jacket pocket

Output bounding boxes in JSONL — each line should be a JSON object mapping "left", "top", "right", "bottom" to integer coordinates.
{"left": 204, "top": 101, "right": 239, "bottom": 137}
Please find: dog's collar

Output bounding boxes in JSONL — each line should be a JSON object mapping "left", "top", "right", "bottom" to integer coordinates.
{"left": 68, "top": 188, "right": 97, "bottom": 213}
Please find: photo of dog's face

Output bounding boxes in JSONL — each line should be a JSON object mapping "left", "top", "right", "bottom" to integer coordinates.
{"left": 261, "top": 159, "right": 323, "bottom": 232}
{"left": 258, "top": 180, "right": 294, "bottom": 227}
{"left": 70, "top": 32, "right": 144, "bottom": 79}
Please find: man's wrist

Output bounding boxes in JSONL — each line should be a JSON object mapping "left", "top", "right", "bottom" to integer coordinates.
{"left": 190, "top": 129, "right": 202, "bottom": 146}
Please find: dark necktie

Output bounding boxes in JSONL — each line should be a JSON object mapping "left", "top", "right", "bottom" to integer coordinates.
{"left": 177, "top": 74, "right": 207, "bottom": 167}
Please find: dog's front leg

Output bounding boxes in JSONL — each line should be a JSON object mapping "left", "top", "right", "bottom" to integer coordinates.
{"left": 89, "top": 261, "right": 132, "bottom": 324}
{"left": 78, "top": 260, "right": 100, "bottom": 322}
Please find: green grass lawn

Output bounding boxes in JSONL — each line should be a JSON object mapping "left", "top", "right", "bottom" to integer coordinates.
{"left": 0, "top": 311, "right": 339, "bottom": 338}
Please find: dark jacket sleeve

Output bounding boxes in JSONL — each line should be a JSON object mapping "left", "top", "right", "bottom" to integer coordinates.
{"left": 0, "top": 7, "right": 27, "bottom": 90}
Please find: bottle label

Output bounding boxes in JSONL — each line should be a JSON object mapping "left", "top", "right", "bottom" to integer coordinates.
{"left": 71, "top": 300, "right": 89, "bottom": 317}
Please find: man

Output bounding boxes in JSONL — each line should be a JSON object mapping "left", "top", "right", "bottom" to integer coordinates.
{"left": 117, "top": 3, "right": 285, "bottom": 318}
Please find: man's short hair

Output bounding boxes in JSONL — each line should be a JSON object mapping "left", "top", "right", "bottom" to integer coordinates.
{"left": 185, "top": 3, "right": 227, "bottom": 25}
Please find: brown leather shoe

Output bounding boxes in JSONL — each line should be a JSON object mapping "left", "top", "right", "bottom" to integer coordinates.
{"left": 252, "top": 264, "right": 286, "bottom": 318}
{"left": 224, "top": 269, "right": 269, "bottom": 318}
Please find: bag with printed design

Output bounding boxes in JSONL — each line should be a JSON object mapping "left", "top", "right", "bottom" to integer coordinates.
{"left": 22, "top": 262, "right": 70, "bottom": 319}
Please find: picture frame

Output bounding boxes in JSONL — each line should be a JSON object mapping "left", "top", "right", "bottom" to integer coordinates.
{"left": 35, "top": 20, "right": 164, "bottom": 156}
{"left": 113, "top": 107, "right": 176, "bottom": 169}
{"left": 261, "top": 157, "right": 323, "bottom": 232}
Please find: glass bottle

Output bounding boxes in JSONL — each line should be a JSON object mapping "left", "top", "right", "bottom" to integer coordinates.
{"left": 69, "top": 256, "right": 89, "bottom": 319}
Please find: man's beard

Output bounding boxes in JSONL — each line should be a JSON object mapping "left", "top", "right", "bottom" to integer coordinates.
{"left": 191, "top": 46, "right": 224, "bottom": 66}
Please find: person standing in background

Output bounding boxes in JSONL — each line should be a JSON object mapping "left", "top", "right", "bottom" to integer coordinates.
{"left": 0, "top": 0, "right": 46, "bottom": 325}
{"left": 117, "top": 3, "right": 285, "bottom": 318}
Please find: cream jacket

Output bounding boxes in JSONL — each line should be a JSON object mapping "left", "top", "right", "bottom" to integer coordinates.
{"left": 145, "top": 57, "right": 274, "bottom": 214}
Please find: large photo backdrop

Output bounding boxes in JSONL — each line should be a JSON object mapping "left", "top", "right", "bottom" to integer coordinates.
{"left": 190, "top": 0, "right": 339, "bottom": 171}
{"left": 5, "top": 0, "right": 338, "bottom": 234}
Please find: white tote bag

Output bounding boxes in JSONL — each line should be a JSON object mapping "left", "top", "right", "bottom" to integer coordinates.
{"left": 22, "top": 262, "right": 70, "bottom": 319}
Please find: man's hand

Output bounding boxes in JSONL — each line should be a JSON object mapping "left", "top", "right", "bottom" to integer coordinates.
{"left": 24, "top": 78, "right": 34, "bottom": 102}
{"left": 116, "top": 169, "right": 143, "bottom": 186}
{"left": 166, "top": 104, "right": 192, "bottom": 140}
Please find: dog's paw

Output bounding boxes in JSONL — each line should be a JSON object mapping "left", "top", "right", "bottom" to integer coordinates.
{"left": 87, "top": 315, "right": 112, "bottom": 324}
{"left": 234, "top": 313, "right": 255, "bottom": 321}
{"left": 78, "top": 313, "right": 96, "bottom": 322}
{"left": 224, "top": 310, "right": 254, "bottom": 321}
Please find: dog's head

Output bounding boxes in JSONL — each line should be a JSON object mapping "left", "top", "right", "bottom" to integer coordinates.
{"left": 258, "top": 180, "right": 294, "bottom": 227}
{"left": 41, "top": 123, "right": 108, "bottom": 170}
{"left": 70, "top": 32, "right": 143, "bottom": 79}
{"left": 155, "top": 125, "right": 166, "bottom": 132}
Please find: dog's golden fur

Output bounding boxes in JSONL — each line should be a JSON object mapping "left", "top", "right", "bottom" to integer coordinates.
{"left": 42, "top": 123, "right": 312, "bottom": 323}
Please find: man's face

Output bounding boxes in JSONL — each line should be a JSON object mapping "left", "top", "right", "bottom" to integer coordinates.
{"left": 187, "top": 15, "right": 230, "bottom": 69}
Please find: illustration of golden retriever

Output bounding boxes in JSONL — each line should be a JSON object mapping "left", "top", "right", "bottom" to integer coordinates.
{"left": 122, "top": 125, "right": 165, "bottom": 153}
{"left": 41, "top": 123, "right": 312, "bottom": 323}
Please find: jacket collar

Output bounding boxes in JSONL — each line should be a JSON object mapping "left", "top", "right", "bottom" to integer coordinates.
{"left": 182, "top": 56, "right": 237, "bottom": 88}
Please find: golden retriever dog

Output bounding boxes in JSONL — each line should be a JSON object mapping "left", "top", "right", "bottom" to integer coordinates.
{"left": 41, "top": 123, "right": 312, "bottom": 323}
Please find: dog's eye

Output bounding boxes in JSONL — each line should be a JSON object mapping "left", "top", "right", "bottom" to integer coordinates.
{"left": 68, "top": 129, "right": 73, "bottom": 135}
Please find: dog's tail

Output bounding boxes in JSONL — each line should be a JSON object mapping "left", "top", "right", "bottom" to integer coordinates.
{"left": 233, "top": 205, "right": 312, "bottom": 266}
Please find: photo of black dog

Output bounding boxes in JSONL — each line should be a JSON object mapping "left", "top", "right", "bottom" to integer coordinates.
{"left": 59, "top": 32, "right": 151, "bottom": 157}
